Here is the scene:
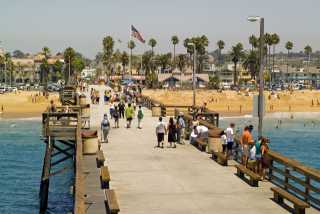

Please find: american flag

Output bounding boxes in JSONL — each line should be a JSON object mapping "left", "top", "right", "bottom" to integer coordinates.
{"left": 131, "top": 25, "right": 145, "bottom": 43}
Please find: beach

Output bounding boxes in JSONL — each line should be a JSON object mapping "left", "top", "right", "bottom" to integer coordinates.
{"left": 143, "top": 89, "right": 320, "bottom": 116}
{"left": 0, "top": 91, "right": 60, "bottom": 119}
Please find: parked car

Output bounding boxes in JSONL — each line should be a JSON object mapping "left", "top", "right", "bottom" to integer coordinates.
{"left": 0, "top": 87, "right": 6, "bottom": 94}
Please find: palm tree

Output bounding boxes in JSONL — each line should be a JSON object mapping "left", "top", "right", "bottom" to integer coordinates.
{"left": 42, "top": 46, "right": 50, "bottom": 59}
{"left": 285, "top": 41, "right": 293, "bottom": 75}
{"left": 41, "top": 46, "right": 50, "bottom": 88}
{"left": 120, "top": 51, "right": 129, "bottom": 76}
{"left": 102, "top": 36, "right": 115, "bottom": 76}
{"left": 171, "top": 36, "right": 179, "bottom": 68}
{"left": 148, "top": 38, "right": 157, "bottom": 55}
{"left": 230, "top": 43, "right": 244, "bottom": 86}
{"left": 249, "top": 35, "right": 258, "bottom": 51}
{"left": 271, "top": 33, "right": 280, "bottom": 83}
{"left": 216, "top": 40, "right": 225, "bottom": 66}
{"left": 128, "top": 40, "right": 136, "bottom": 75}
{"left": 264, "top": 33, "right": 273, "bottom": 83}
{"left": 304, "top": 45, "right": 312, "bottom": 73}
{"left": 243, "top": 50, "right": 259, "bottom": 80}
{"left": 63, "top": 47, "right": 76, "bottom": 84}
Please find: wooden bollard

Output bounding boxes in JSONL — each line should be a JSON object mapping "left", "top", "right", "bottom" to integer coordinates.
{"left": 240, "top": 105, "right": 242, "bottom": 113}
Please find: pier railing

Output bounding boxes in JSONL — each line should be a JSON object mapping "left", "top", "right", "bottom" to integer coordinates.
{"left": 267, "top": 150, "right": 320, "bottom": 208}
{"left": 140, "top": 95, "right": 219, "bottom": 127}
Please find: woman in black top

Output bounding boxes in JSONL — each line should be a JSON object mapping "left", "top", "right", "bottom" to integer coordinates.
{"left": 167, "top": 117, "right": 177, "bottom": 148}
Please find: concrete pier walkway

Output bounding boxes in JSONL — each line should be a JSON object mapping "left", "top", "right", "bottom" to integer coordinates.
{"left": 85, "top": 86, "right": 317, "bottom": 214}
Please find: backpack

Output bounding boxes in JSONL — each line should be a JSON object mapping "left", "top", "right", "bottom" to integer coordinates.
{"left": 138, "top": 109, "right": 144, "bottom": 119}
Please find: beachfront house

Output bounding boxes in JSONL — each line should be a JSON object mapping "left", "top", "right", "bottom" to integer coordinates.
{"left": 274, "top": 65, "right": 320, "bottom": 87}
{"left": 157, "top": 72, "right": 209, "bottom": 88}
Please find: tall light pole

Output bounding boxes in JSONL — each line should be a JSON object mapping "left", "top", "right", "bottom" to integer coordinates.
{"left": 188, "top": 42, "right": 197, "bottom": 109}
{"left": 248, "top": 16, "right": 264, "bottom": 137}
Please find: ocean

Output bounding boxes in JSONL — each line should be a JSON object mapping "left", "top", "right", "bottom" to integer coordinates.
{"left": 0, "top": 119, "right": 74, "bottom": 214}
{"left": 0, "top": 117, "right": 319, "bottom": 213}
{"left": 219, "top": 117, "right": 320, "bottom": 169}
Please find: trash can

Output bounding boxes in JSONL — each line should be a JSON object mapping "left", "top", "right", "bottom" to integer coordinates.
{"left": 208, "top": 129, "right": 223, "bottom": 153}
{"left": 82, "top": 130, "right": 98, "bottom": 155}
{"left": 79, "top": 94, "right": 87, "bottom": 105}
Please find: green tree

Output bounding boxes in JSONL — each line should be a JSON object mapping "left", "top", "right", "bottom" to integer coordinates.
{"left": 217, "top": 40, "right": 225, "bottom": 66}
{"left": 304, "top": 45, "right": 312, "bottom": 73}
{"left": 249, "top": 35, "right": 258, "bottom": 51}
{"left": 40, "top": 58, "right": 49, "bottom": 89}
{"left": 53, "top": 60, "right": 63, "bottom": 81}
{"left": 184, "top": 35, "right": 209, "bottom": 73}
{"left": 156, "top": 53, "right": 172, "bottom": 71}
{"left": 208, "top": 76, "right": 220, "bottom": 89}
{"left": 120, "top": 51, "right": 129, "bottom": 75}
{"left": 148, "top": 38, "right": 157, "bottom": 55}
{"left": 42, "top": 46, "right": 50, "bottom": 59}
{"left": 102, "top": 36, "right": 115, "bottom": 75}
{"left": 171, "top": 35, "right": 179, "bottom": 68}
{"left": 285, "top": 41, "right": 293, "bottom": 74}
{"left": 63, "top": 47, "right": 76, "bottom": 84}
{"left": 128, "top": 40, "right": 136, "bottom": 75}
{"left": 243, "top": 50, "right": 259, "bottom": 80}
{"left": 264, "top": 33, "right": 273, "bottom": 75}
{"left": 271, "top": 33, "right": 280, "bottom": 82}
{"left": 230, "top": 43, "right": 245, "bottom": 86}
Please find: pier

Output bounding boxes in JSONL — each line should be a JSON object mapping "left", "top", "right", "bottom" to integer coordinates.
{"left": 39, "top": 85, "right": 320, "bottom": 214}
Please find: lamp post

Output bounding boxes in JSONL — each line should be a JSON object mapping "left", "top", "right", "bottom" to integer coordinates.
{"left": 188, "top": 43, "right": 197, "bottom": 110}
{"left": 248, "top": 16, "right": 264, "bottom": 137}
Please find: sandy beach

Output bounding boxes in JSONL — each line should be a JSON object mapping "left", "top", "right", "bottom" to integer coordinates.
{"left": 0, "top": 91, "right": 60, "bottom": 119}
{"left": 142, "top": 89, "right": 320, "bottom": 116}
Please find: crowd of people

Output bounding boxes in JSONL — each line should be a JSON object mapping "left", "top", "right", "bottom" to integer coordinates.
{"left": 99, "top": 85, "right": 144, "bottom": 143}
{"left": 219, "top": 123, "right": 270, "bottom": 180}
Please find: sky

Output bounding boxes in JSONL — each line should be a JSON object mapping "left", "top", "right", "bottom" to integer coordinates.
{"left": 0, "top": 0, "right": 319, "bottom": 59}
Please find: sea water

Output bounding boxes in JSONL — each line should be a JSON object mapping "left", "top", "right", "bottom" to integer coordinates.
{"left": 0, "top": 119, "right": 73, "bottom": 214}
{"left": 219, "top": 117, "right": 320, "bottom": 169}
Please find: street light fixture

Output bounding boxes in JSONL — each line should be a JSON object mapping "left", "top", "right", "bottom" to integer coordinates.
{"left": 188, "top": 42, "right": 197, "bottom": 110}
{"left": 248, "top": 16, "right": 264, "bottom": 137}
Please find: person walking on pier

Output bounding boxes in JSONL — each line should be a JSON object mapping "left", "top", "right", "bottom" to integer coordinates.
{"left": 176, "top": 112, "right": 186, "bottom": 144}
{"left": 156, "top": 116, "right": 166, "bottom": 148}
{"left": 240, "top": 125, "right": 254, "bottom": 167}
{"left": 125, "top": 103, "right": 135, "bottom": 128}
{"left": 101, "top": 114, "right": 110, "bottom": 143}
{"left": 118, "top": 101, "right": 125, "bottom": 118}
{"left": 167, "top": 117, "right": 177, "bottom": 148}
{"left": 225, "top": 123, "right": 235, "bottom": 159}
{"left": 113, "top": 106, "right": 120, "bottom": 128}
{"left": 137, "top": 105, "right": 144, "bottom": 129}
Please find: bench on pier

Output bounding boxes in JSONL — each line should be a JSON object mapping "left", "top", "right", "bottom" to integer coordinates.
{"left": 235, "top": 164, "right": 261, "bottom": 187}
{"left": 100, "top": 166, "right": 111, "bottom": 189}
{"left": 104, "top": 189, "right": 120, "bottom": 214}
{"left": 195, "top": 138, "right": 207, "bottom": 152}
{"left": 212, "top": 151, "right": 228, "bottom": 166}
{"left": 271, "top": 187, "right": 310, "bottom": 214}
{"left": 96, "top": 150, "right": 105, "bottom": 168}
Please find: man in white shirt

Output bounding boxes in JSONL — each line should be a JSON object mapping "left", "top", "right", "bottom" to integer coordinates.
{"left": 225, "top": 123, "right": 235, "bottom": 159}
{"left": 155, "top": 117, "right": 166, "bottom": 148}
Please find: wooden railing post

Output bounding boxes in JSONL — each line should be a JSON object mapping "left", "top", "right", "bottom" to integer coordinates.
{"left": 284, "top": 167, "right": 290, "bottom": 190}
{"left": 305, "top": 175, "right": 310, "bottom": 202}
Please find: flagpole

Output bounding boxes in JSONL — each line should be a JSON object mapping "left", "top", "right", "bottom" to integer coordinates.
{"left": 129, "top": 25, "right": 132, "bottom": 77}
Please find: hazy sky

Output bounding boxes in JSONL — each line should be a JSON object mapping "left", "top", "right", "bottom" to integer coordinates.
{"left": 1, "top": 0, "right": 319, "bottom": 58}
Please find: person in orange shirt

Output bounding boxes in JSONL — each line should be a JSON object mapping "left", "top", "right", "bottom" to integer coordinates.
{"left": 240, "top": 125, "right": 254, "bottom": 167}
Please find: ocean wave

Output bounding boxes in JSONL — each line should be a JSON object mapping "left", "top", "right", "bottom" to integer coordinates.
{"left": 0, "top": 117, "right": 41, "bottom": 121}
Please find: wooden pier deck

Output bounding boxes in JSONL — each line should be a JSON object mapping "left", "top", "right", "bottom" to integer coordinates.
{"left": 41, "top": 84, "right": 319, "bottom": 214}
{"left": 82, "top": 87, "right": 319, "bottom": 214}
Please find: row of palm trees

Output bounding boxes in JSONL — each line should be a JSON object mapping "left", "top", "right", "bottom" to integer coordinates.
{"left": 100, "top": 34, "right": 314, "bottom": 87}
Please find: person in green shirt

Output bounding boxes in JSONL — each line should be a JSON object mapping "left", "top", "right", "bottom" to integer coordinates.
{"left": 137, "top": 105, "right": 144, "bottom": 129}
{"left": 125, "top": 103, "right": 135, "bottom": 128}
